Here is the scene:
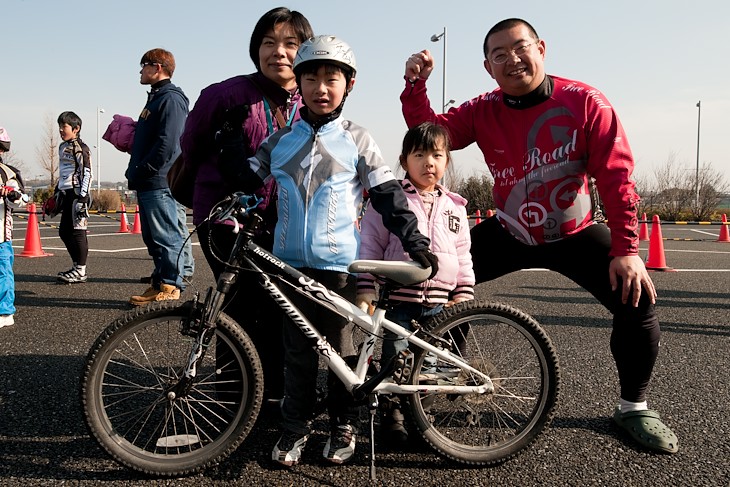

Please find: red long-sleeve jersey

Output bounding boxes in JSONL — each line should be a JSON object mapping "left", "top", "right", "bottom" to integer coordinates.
{"left": 401, "top": 75, "right": 640, "bottom": 256}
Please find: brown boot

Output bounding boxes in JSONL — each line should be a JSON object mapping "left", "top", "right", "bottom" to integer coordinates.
{"left": 129, "top": 284, "right": 180, "bottom": 306}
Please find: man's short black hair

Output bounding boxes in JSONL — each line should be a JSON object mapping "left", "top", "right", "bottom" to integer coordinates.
{"left": 483, "top": 18, "right": 540, "bottom": 59}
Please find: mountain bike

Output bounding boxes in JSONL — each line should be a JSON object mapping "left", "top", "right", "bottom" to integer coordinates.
{"left": 80, "top": 192, "right": 560, "bottom": 478}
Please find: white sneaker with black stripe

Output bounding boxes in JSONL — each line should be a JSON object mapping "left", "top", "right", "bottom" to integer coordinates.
{"left": 272, "top": 429, "right": 309, "bottom": 467}
{"left": 323, "top": 424, "right": 356, "bottom": 464}
{"left": 57, "top": 266, "right": 87, "bottom": 284}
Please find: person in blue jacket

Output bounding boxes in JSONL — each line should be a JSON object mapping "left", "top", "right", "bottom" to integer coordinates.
{"left": 218, "top": 35, "right": 438, "bottom": 467}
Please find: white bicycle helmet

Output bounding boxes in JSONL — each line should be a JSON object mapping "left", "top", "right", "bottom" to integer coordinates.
{"left": 0, "top": 127, "right": 10, "bottom": 152}
{"left": 293, "top": 35, "right": 357, "bottom": 76}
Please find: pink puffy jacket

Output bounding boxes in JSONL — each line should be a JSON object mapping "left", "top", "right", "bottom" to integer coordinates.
{"left": 102, "top": 115, "right": 136, "bottom": 154}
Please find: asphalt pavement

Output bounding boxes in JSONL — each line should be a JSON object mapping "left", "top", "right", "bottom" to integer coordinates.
{"left": 1, "top": 214, "right": 728, "bottom": 486}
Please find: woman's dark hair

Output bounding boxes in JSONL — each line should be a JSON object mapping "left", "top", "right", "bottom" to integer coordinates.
{"left": 57, "top": 111, "right": 83, "bottom": 132}
{"left": 249, "top": 7, "right": 313, "bottom": 71}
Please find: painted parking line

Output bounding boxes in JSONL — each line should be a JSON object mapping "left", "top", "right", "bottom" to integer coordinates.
{"left": 21, "top": 245, "right": 152, "bottom": 253}
{"left": 658, "top": 248, "right": 730, "bottom": 255}
{"left": 520, "top": 268, "right": 730, "bottom": 272}
{"left": 690, "top": 229, "right": 721, "bottom": 237}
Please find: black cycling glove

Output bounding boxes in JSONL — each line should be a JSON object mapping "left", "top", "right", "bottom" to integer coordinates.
{"left": 408, "top": 249, "right": 439, "bottom": 279}
{"left": 216, "top": 104, "right": 250, "bottom": 144}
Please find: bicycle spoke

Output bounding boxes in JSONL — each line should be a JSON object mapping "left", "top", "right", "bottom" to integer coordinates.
{"left": 82, "top": 303, "right": 263, "bottom": 475}
{"left": 407, "top": 301, "right": 559, "bottom": 465}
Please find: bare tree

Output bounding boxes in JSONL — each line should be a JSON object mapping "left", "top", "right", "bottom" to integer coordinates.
{"left": 652, "top": 152, "right": 693, "bottom": 221}
{"left": 0, "top": 150, "right": 27, "bottom": 176}
{"left": 36, "top": 113, "right": 60, "bottom": 187}
{"left": 688, "top": 162, "right": 729, "bottom": 220}
{"left": 632, "top": 171, "right": 655, "bottom": 217}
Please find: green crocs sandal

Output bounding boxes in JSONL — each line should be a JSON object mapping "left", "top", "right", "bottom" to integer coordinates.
{"left": 612, "top": 407, "right": 679, "bottom": 454}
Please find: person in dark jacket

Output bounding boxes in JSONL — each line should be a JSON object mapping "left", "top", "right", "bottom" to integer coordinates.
{"left": 126, "top": 48, "right": 191, "bottom": 305}
{"left": 180, "top": 7, "right": 313, "bottom": 402}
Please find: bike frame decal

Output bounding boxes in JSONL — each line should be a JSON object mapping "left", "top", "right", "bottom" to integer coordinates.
{"left": 243, "top": 239, "right": 491, "bottom": 392}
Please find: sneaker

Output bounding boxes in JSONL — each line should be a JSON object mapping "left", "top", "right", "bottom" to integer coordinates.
{"left": 272, "top": 429, "right": 309, "bottom": 467}
{"left": 0, "top": 314, "right": 14, "bottom": 328}
{"left": 57, "top": 267, "right": 87, "bottom": 284}
{"left": 129, "top": 284, "right": 180, "bottom": 306}
{"left": 323, "top": 424, "right": 356, "bottom": 464}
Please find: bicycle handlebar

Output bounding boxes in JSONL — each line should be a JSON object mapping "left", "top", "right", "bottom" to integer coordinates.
{"left": 213, "top": 193, "right": 263, "bottom": 231}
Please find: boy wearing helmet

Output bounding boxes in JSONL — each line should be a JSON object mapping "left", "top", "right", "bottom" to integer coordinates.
{"left": 218, "top": 35, "right": 438, "bottom": 466}
{"left": 0, "top": 127, "right": 28, "bottom": 328}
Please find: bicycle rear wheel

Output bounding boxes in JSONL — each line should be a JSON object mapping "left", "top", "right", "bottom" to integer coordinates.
{"left": 405, "top": 300, "right": 560, "bottom": 465}
{"left": 80, "top": 301, "right": 264, "bottom": 476}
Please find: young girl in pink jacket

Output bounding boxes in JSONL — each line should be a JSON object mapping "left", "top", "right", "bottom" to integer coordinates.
{"left": 356, "top": 122, "right": 475, "bottom": 443}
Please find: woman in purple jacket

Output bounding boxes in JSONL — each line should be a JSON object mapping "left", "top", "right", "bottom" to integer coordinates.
{"left": 179, "top": 7, "right": 313, "bottom": 402}
{"left": 356, "top": 122, "right": 475, "bottom": 443}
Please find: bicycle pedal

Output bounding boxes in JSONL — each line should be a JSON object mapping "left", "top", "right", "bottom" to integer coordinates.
{"left": 392, "top": 350, "right": 414, "bottom": 384}
{"left": 178, "top": 300, "right": 204, "bottom": 336}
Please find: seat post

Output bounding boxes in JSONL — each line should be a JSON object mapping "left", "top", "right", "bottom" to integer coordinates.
{"left": 376, "top": 280, "right": 399, "bottom": 312}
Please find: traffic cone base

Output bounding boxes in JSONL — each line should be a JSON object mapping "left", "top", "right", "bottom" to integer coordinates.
{"left": 645, "top": 215, "right": 674, "bottom": 272}
{"left": 19, "top": 203, "right": 53, "bottom": 258}
{"left": 717, "top": 214, "right": 729, "bottom": 243}
{"left": 131, "top": 205, "right": 142, "bottom": 234}
{"left": 639, "top": 212, "right": 649, "bottom": 241}
{"left": 117, "top": 203, "right": 130, "bottom": 233}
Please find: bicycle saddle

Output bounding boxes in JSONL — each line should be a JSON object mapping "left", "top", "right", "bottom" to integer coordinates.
{"left": 348, "top": 260, "right": 432, "bottom": 286}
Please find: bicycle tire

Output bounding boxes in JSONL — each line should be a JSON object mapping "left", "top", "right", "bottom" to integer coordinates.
{"left": 80, "top": 301, "right": 264, "bottom": 476}
{"left": 404, "top": 300, "right": 560, "bottom": 465}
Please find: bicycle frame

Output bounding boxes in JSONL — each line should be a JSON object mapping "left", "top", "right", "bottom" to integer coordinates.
{"left": 81, "top": 193, "right": 559, "bottom": 478}
{"left": 235, "top": 235, "right": 494, "bottom": 398}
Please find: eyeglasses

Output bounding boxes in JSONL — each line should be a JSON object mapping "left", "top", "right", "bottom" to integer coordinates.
{"left": 140, "top": 62, "right": 161, "bottom": 69}
{"left": 489, "top": 43, "right": 535, "bottom": 64}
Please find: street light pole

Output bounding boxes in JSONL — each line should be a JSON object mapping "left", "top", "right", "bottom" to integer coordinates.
{"left": 695, "top": 101, "right": 701, "bottom": 208}
{"left": 430, "top": 27, "right": 447, "bottom": 112}
{"left": 96, "top": 107, "right": 105, "bottom": 192}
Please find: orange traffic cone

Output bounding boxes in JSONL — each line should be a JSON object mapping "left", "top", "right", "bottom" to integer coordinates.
{"left": 475, "top": 209, "right": 482, "bottom": 225}
{"left": 131, "top": 205, "right": 142, "bottom": 234}
{"left": 639, "top": 212, "right": 649, "bottom": 241}
{"left": 117, "top": 203, "right": 130, "bottom": 233}
{"left": 486, "top": 209, "right": 495, "bottom": 218}
{"left": 645, "top": 215, "right": 674, "bottom": 271}
{"left": 19, "top": 203, "right": 52, "bottom": 257}
{"left": 717, "top": 213, "right": 730, "bottom": 243}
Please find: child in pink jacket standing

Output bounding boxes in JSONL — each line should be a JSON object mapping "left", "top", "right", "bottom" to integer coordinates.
{"left": 356, "top": 122, "right": 475, "bottom": 443}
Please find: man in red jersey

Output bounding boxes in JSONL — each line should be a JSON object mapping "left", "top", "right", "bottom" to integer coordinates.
{"left": 400, "top": 18, "right": 678, "bottom": 454}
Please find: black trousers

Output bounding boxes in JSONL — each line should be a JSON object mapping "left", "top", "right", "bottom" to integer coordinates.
{"left": 471, "top": 217, "right": 660, "bottom": 403}
{"left": 58, "top": 189, "right": 88, "bottom": 266}
{"left": 199, "top": 220, "right": 284, "bottom": 399}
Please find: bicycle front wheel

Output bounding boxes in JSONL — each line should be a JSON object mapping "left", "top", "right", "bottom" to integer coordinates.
{"left": 80, "top": 301, "right": 264, "bottom": 476}
{"left": 406, "top": 300, "right": 560, "bottom": 465}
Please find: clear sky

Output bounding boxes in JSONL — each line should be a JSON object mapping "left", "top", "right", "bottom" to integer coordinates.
{"left": 3, "top": 0, "right": 728, "bottom": 186}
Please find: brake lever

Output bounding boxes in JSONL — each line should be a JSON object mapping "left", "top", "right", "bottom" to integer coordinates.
{"left": 229, "top": 216, "right": 240, "bottom": 234}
